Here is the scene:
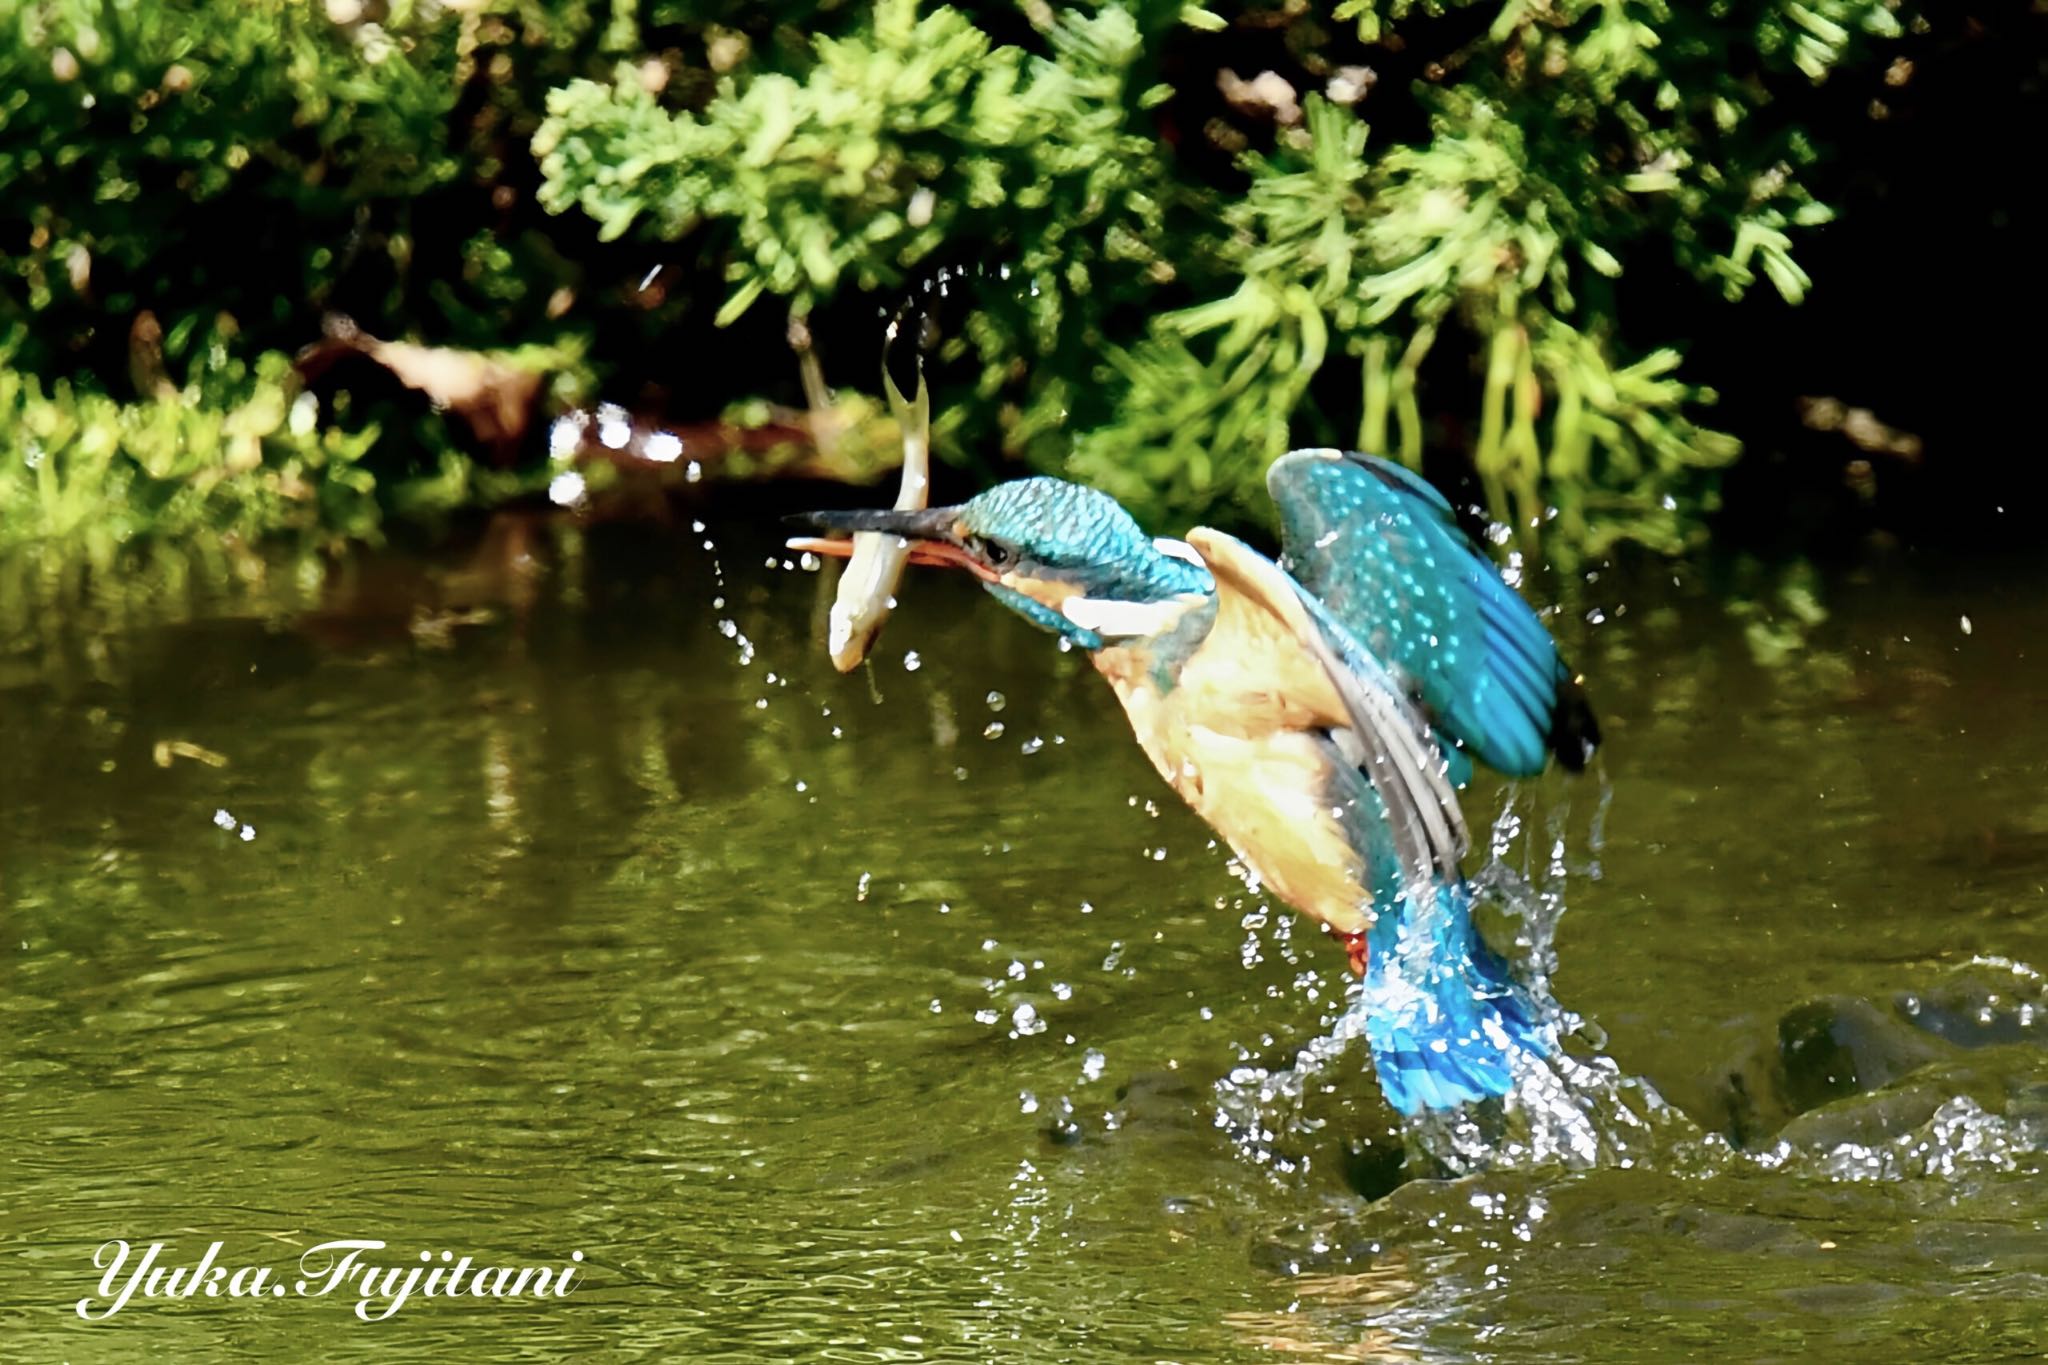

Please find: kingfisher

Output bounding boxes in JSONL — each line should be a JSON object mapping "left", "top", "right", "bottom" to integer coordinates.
{"left": 788, "top": 449, "right": 1600, "bottom": 1116}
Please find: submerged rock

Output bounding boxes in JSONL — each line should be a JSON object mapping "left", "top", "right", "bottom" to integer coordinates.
{"left": 1705, "top": 965, "right": 2048, "bottom": 1148}
{"left": 1776, "top": 995, "right": 1955, "bottom": 1114}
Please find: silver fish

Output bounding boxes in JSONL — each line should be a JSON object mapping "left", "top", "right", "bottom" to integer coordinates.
{"left": 823, "top": 352, "right": 929, "bottom": 671}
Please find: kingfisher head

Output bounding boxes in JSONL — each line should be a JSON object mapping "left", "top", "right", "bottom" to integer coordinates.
{"left": 789, "top": 477, "right": 1213, "bottom": 650}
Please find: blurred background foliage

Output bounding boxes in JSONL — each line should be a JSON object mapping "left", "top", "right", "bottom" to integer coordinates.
{"left": 1, "top": 0, "right": 2039, "bottom": 581}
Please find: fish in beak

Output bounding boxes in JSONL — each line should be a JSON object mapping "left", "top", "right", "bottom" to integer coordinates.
{"left": 786, "top": 509, "right": 1001, "bottom": 583}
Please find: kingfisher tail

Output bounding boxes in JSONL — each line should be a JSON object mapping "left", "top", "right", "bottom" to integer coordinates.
{"left": 1358, "top": 882, "right": 1551, "bottom": 1116}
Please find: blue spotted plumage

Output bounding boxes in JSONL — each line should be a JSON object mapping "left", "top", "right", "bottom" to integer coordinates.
{"left": 1270, "top": 449, "right": 1597, "bottom": 777}
{"left": 790, "top": 450, "right": 1598, "bottom": 1117}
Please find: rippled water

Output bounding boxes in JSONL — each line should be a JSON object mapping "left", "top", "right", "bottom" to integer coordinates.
{"left": 4, "top": 514, "right": 2047, "bottom": 1359}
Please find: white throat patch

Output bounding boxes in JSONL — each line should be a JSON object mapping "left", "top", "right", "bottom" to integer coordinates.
{"left": 1060, "top": 593, "right": 1201, "bottom": 640}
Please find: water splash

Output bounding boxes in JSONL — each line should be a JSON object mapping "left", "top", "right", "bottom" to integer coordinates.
{"left": 1224, "top": 803, "right": 2048, "bottom": 1204}
{"left": 1404, "top": 1048, "right": 1686, "bottom": 1176}
{"left": 1797, "top": 1095, "right": 2048, "bottom": 1182}
{"left": 1216, "top": 785, "right": 1695, "bottom": 1181}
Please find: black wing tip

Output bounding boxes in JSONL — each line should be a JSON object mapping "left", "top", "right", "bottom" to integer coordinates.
{"left": 1549, "top": 674, "right": 1602, "bottom": 772}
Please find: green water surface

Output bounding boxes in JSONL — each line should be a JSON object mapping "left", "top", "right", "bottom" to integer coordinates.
{"left": 4, "top": 516, "right": 2047, "bottom": 1361}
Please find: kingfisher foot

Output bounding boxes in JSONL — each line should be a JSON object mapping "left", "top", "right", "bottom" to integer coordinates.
{"left": 1336, "top": 930, "right": 1367, "bottom": 977}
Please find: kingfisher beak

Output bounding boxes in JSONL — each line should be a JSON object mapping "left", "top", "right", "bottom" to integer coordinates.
{"left": 784, "top": 508, "right": 999, "bottom": 582}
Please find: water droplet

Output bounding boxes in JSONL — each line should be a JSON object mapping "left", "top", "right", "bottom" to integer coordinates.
{"left": 985, "top": 691, "right": 1006, "bottom": 712}
{"left": 983, "top": 721, "right": 1006, "bottom": 740}
{"left": 1961, "top": 615, "right": 1973, "bottom": 635}
{"left": 856, "top": 872, "right": 871, "bottom": 902}
{"left": 548, "top": 413, "right": 584, "bottom": 460}
{"left": 1011, "top": 1003, "right": 1046, "bottom": 1037}
{"left": 547, "top": 471, "right": 586, "bottom": 507}
{"left": 1080, "top": 1049, "right": 1106, "bottom": 1083}
{"left": 1020, "top": 736, "right": 1043, "bottom": 755}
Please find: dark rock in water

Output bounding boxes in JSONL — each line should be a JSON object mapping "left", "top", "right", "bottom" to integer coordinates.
{"left": 1703, "top": 995, "right": 1959, "bottom": 1144}
{"left": 1775, "top": 1078, "right": 1955, "bottom": 1151}
{"left": 1776, "top": 995, "right": 1955, "bottom": 1115}
{"left": 1776, "top": 1048, "right": 2048, "bottom": 1156}
{"left": 1695, "top": 966, "right": 2048, "bottom": 1148}
{"left": 1895, "top": 974, "right": 2048, "bottom": 1050}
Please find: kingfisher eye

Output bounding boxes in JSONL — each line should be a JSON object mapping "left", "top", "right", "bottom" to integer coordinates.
{"left": 976, "top": 539, "right": 1014, "bottom": 569}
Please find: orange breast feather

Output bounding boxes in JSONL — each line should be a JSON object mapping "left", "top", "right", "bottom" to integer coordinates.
{"left": 1096, "top": 613, "right": 1375, "bottom": 936}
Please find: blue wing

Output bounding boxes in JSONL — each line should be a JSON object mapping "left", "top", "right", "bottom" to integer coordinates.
{"left": 1266, "top": 449, "right": 1598, "bottom": 778}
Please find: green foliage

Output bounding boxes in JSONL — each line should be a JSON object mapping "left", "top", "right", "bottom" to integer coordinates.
{"left": 1, "top": 0, "right": 463, "bottom": 364}
{"left": 538, "top": 0, "right": 1903, "bottom": 552}
{"left": 1121, "top": 0, "right": 1901, "bottom": 550}
{"left": 1090, "top": 85, "right": 1754, "bottom": 553}
{"left": 0, "top": 0, "right": 626, "bottom": 559}
{"left": 537, "top": 0, "right": 1176, "bottom": 327}
{"left": 0, "top": 342, "right": 378, "bottom": 565}
{"left": 0, "top": 0, "right": 1910, "bottom": 565}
